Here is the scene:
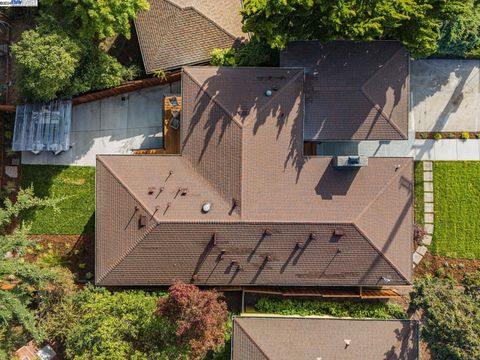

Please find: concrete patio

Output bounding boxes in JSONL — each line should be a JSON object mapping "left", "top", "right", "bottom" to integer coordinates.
{"left": 21, "top": 81, "right": 180, "bottom": 166}
{"left": 412, "top": 59, "right": 480, "bottom": 133}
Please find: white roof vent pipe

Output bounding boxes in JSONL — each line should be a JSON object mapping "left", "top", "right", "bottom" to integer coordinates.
{"left": 265, "top": 89, "right": 273, "bottom": 97}
{"left": 202, "top": 202, "right": 212, "bottom": 213}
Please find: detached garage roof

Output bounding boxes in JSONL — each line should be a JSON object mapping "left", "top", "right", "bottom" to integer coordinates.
{"left": 232, "top": 317, "right": 420, "bottom": 360}
{"left": 135, "top": 0, "right": 246, "bottom": 73}
{"left": 280, "top": 41, "right": 409, "bottom": 141}
{"left": 95, "top": 66, "right": 413, "bottom": 287}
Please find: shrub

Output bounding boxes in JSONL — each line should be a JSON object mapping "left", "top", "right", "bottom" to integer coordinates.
{"left": 461, "top": 131, "right": 470, "bottom": 140}
{"left": 414, "top": 223, "right": 427, "bottom": 244}
{"left": 434, "top": 133, "right": 443, "bottom": 140}
{"left": 254, "top": 298, "right": 405, "bottom": 319}
{"left": 410, "top": 275, "right": 480, "bottom": 359}
{"left": 463, "top": 270, "right": 480, "bottom": 301}
{"left": 157, "top": 281, "right": 228, "bottom": 360}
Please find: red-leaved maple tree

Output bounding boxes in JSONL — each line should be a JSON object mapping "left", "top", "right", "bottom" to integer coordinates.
{"left": 157, "top": 280, "right": 228, "bottom": 359}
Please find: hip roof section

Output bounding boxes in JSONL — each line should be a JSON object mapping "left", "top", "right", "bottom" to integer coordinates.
{"left": 135, "top": 0, "right": 246, "bottom": 73}
{"left": 96, "top": 60, "right": 413, "bottom": 287}
{"left": 280, "top": 40, "right": 409, "bottom": 140}
{"left": 232, "top": 317, "right": 420, "bottom": 360}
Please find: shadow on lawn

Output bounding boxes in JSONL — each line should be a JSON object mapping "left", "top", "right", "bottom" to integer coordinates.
{"left": 66, "top": 213, "right": 95, "bottom": 281}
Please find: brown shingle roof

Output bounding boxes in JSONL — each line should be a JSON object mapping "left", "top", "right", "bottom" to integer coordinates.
{"left": 96, "top": 64, "right": 413, "bottom": 287}
{"left": 280, "top": 41, "right": 409, "bottom": 140}
{"left": 232, "top": 317, "right": 420, "bottom": 360}
{"left": 134, "top": 0, "right": 246, "bottom": 73}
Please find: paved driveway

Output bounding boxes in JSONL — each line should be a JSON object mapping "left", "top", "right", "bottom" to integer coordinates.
{"left": 22, "top": 81, "right": 180, "bottom": 166}
{"left": 412, "top": 59, "right": 480, "bottom": 132}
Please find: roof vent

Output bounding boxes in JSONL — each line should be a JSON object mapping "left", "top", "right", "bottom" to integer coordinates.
{"left": 344, "top": 339, "right": 351, "bottom": 347}
{"left": 381, "top": 276, "right": 392, "bottom": 283}
{"left": 334, "top": 155, "right": 368, "bottom": 169}
{"left": 202, "top": 202, "right": 212, "bottom": 213}
{"left": 148, "top": 187, "right": 155, "bottom": 195}
{"left": 265, "top": 89, "right": 273, "bottom": 97}
{"left": 310, "top": 232, "right": 317, "bottom": 240}
{"left": 334, "top": 228, "right": 345, "bottom": 237}
{"left": 264, "top": 228, "right": 273, "bottom": 236}
{"left": 296, "top": 241, "right": 304, "bottom": 249}
{"left": 138, "top": 215, "right": 146, "bottom": 228}
{"left": 179, "top": 187, "right": 188, "bottom": 196}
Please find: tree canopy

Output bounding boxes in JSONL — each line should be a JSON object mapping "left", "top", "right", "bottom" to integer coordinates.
{"left": 410, "top": 273, "right": 480, "bottom": 359}
{"left": 11, "top": 30, "right": 81, "bottom": 101}
{"left": 240, "top": 0, "right": 480, "bottom": 58}
{"left": 40, "top": 0, "right": 149, "bottom": 40}
{"left": 0, "top": 188, "right": 67, "bottom": 357}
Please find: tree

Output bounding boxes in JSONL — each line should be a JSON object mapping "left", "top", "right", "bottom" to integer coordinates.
{"left": 240, "top": 0, "right": 478, "bottom": 58}
{"left": 41, "top": 0, "right": 149, "bottom": 40}
{"left": 437, "top": 1, "right": 480, "bottom": 56}
{"left": 10, "top": 30, "right": 81, "bottom": 101}
{"left": 50, "top": 286, "right": 175, "bottom": 359}
{"left": 66, "top": 44, "right": 139, "bottom": 96}
{"left": 157, "top": 281, "right": 228, "bottom": 360}
{"left": 410, "top": 274, "right": 480, "bottom": 360}
{"left": 0, "top": 188, "right": 65, "bottom": 357}
{"left": 211, "top": 38, "right": 279, "bottom": 67}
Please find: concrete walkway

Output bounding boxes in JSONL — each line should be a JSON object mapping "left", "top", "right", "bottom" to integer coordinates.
{"left": 410, "top": 139, "right": 480, "bottom": 160}
{"left": 22, "top": 81, "right": 180, "bottom": 166}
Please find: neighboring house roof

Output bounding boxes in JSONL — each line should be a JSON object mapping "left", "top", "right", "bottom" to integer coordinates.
{"left": 232, "top": 317, "right": 420, "bottom": 360}
{"left": 280, "top": 41, "right": 409, "bottom": 141}
{"left": 135, "top": 0, "right": 246, "bottom": 73}
{"left": 96, "top": 64, "right": 413, "bottom": 287}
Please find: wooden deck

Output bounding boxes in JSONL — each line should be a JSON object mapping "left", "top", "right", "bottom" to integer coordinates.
{"left": 132, "top": 95, "right": 181, "bottom": 155}
{"left": 235, "top": 287, "right": 400, "bottom": 299}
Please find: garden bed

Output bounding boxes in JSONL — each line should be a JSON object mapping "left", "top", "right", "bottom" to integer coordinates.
{"left": 414, "top": 252, "right": 480, "bottom": 282}
{"left": 27, "top": 234, "right": 95, "bottom": 282}
{"left": 416, "top": 131, "right": 480, "bottom": 140}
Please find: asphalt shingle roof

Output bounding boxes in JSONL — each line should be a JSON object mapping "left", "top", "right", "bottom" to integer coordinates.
{"left": 280, "top": 40, "right": 409, "bottom": 140}
{"left": 135, "top": 0, "right": 246, "bottom": 73}
{"left": 232, "top": 317, "right": 420, "bottom": 360}
{"left": 96, "top": 63, "right": 413, "bottom": 287}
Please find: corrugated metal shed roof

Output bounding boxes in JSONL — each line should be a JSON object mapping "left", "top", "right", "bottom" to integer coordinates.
{"left": 12, "top": 100, "right": 72, "bottom": 153}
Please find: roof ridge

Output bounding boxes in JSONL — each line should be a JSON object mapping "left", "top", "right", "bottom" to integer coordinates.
{"left": 234, "top": 318, "right": 272, "bottom": 360}
{"left": 354, "top": 161, "right": 409, "bottom": 223}
{"left": 151, "top": 2, "right": 185, "bottom": 70}
{"left": 182, "top": 67, "right": 244, "bottom": 128}
{"left": 181, "top": 4, "right": 238, "bottom": 40}
{"left": 97, "top": 222, "right": 158, "bottom": 284}
{"left": 352, "top": 223, "right": 409, "bottom": 283}
{"left": 96, "top": 158, "right": 159, "bottom": 283}
{"left": 360, "top": 47, "right": 408, "bottom": 139}
{"left": 97, "top": 156, "right": 156, "bottom": 218}
{"left": 243, "top": 69, "right": 304, "bottom": 128}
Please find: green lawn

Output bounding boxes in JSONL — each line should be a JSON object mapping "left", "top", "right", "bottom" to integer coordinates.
{"left": 414, "top": 161, "right": 424, "bottom": 225}
{"left": 21, "top": 165, "right": 95, "bottom": 235}
{"left": 432, "top": 161, "right": 480, "bottom": 259}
